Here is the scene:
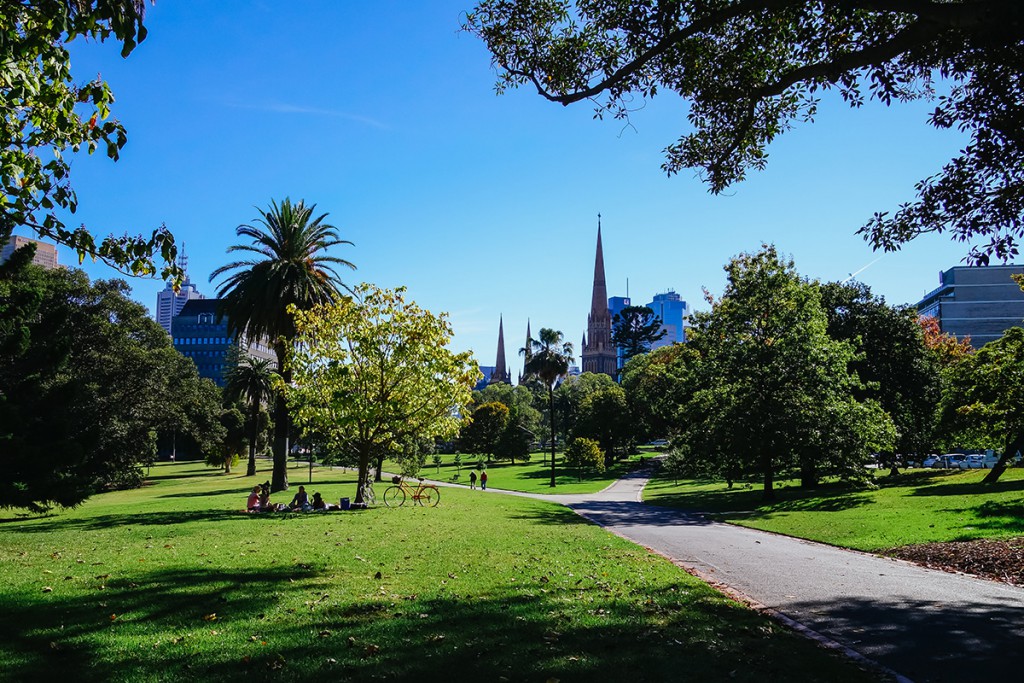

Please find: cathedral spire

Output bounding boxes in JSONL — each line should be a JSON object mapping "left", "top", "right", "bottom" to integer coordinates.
{"left": 582, "top": 214, "right": 617, "bottom": 379}
{"left": 489, "top": 315, "right": 510, "bottom": 385}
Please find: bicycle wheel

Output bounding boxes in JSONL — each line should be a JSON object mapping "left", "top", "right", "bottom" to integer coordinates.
{"left": 415, "top": 486, "right": 440, "bottom": 507}
{"left": 383, "top": 486, "right": 406, "bottom": 508}
{"left": 362, "top": 483, "right": 376, "bottom": 505}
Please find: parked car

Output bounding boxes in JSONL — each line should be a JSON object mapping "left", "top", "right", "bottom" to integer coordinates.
{"left": 959, "top": 453, "right": 1001, "bottom": 469}
{"left": 921, "top": 454, "right": 942, "bottom": 468}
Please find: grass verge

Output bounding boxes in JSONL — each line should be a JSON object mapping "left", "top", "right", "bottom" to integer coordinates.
{"left": 0, "top": 461, "right": 879, "bottom": 682}
{"left": 643, "top": 467, "right": 1024, "bottom": 552}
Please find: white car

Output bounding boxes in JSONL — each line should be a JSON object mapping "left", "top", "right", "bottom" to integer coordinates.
{"left": 921, "top": 454, "right": 942, "bottom": 468}
{"left": 959, "top": 454, "right": 1000, "bottom": 469}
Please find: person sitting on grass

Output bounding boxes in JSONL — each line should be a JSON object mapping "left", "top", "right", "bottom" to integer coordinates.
{"left": 312, "top": 492, "right": 336, "bottom": 511}
{"left": 289, "top": 485, "right": 311, "bottom": 511}
{"left": 257, "top": 482, "right": 287, "bottom": 512}
{"left": 246, "top": 485, "right": 261, "bottom": 512}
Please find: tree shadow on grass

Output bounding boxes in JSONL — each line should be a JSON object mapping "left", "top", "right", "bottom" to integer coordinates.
{"left": 648, "top": 483, "right": 873, "bottom": 518}
{"left": 2, "top": 509, "right": 278, "bottom": 533}
{"left": 0, "top": 567, "right": 877, "bottom": 683}
{"left": 159, "top": 487, "right": 252, "bottom": 500}
{"left": 910, "top": 477, "right": 1024, "bottom": 497}
{"left": 957, "top": 500, "right": 1024, "bottom": 534}
{"left": 779, "top": 594, "right": 1024, "bottom": 682}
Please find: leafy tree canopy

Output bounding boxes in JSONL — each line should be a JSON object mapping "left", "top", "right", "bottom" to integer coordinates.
{"left": 285, "top": 284, "right": 480, "bottom": 503}
{"left": 466, "top": 1, "right": 1024, "bottom": 262}
{"left": 0, "top": 258, "right": 223, "bottom": 511}
{"left": 611, "top": 305, "right": 666, "bottom": 364}
{"left": 938, "top": 326, "right": 1024, "bottom": 482}
{"left": 2, "top": 0, "right": 182, "bottom": 280}
{"left": 819, "top": 280, "right": 940, "bottom": 458}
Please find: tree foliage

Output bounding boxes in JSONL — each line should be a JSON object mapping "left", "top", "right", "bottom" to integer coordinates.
{"left": 819, "top": 281, "right": 940, "bottom": 464}
{"left": 223, "top": 353, "right": 276, "bottom": 477}
{"left": 1, "top": 0, "right": 182, "bottom": 279}
{"left": 0, "top": 258, "right": 223, "bottom": 511}
{"left": 620, "top": 343, "right": 697, "bottom": 442}
{"left": 212, "top": 197, "right": 355, "bottom": 492}
{"left": 466, "top": 1, "right": 1024, "bottom": 261}
{"left": 611, "top": 305, "right": 666, "bottom": 365}
{"left": 459, "top": 401, "right": 510, "bottom": 462}
{"left": 938, "top": 326, "right": 1024, "bottom": 483}
{"left": 680, "top": 245, "right": 895, "bottom": 498}
{"left": 571, "top": 385, "right": 633, "bottom": 460}
{"left": 285, "top": 284, "right": 479, "bottom": 504}
{"left": 564, "top": 437, "right": 605, "bottom": 480}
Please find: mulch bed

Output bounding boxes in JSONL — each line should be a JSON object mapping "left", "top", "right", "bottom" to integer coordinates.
{"left": 885, "top": 537, "right": 1024, "bottom": 586}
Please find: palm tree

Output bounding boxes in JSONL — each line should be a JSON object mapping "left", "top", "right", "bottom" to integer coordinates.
{"left": 224, "top": 354, "right": 276, "bottom": 477}
{"left": 521, "top": 328, "right": 573, "bottom": 487}
{"left": 211, "top": 198, "right": 355, "bottom": 492}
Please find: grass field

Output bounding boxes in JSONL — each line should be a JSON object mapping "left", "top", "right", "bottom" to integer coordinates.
{"left": 644, "top": 467, "right": 1024, "bottom": 552}
{"left": 0, "top": 461, "right": 879, "bottom": 682}
{"left": 396, "top": 449, "right": 657, "bottom": 495}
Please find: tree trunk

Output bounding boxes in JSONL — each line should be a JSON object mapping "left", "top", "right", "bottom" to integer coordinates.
{"left": 548, "top": 387, "right": 557, "bottom": 487}
{"left": 246, "top": 400, "right": 258, "bottom": 477}
{"left": 271, "top": 344, "right": 290, "bottom": 492}
{"left": 984, "top": 432, "right": 1024, "bottom": 483}
{"left": 375, "top": 453, "right": 385, "bottom": 482}
{"left": 762, "top": 450, "right": 775, "bottom": 501}
{"left": 800, "top": 462, "right": 819, "bottom": 489}
{"left": 355, "top": 446, "right": 371, "bottom": 504}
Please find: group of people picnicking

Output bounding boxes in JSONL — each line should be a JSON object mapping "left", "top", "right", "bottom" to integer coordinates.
{"left": 245, "top": 469, "right": 491, "bottom": 513}
{"left": 246, "top": 482, "right": 337, "bottom": 513}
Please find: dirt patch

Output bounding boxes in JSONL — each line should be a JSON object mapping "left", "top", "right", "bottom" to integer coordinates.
{"left": 885, "top": 537, "right": 1024, "bottom": 586}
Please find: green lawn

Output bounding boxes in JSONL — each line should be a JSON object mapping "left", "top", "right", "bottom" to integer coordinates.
{"left": 644, "top": 467, "right": 1024, "bottom": 552}
{"left": 411, "top": 451, "right": 656, "bottom": 495}
{"left": 0, "top": 461, "right": 879, "bottom": 682}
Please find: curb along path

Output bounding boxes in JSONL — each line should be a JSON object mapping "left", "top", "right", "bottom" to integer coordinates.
{"left": 476, "top": 466, "right": 1024, "bottom": 683}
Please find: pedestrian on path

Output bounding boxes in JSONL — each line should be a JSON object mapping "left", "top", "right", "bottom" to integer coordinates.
{"left": 469, "top": 471, "right": 477, "bottom": 489}
{"left": 480, "top": 470, "right": 488, "bottom": 490}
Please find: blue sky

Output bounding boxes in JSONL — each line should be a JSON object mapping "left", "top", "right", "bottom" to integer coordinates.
{"left": 45, "top": 0, "right": 978, "bottom": 379}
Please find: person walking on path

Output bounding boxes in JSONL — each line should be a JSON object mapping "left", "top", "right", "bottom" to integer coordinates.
{"left": 469, "top": 471, "right": 477, "bottom": 489}
{"left": 480, "top": 470, "right": 488, "bottom": 490}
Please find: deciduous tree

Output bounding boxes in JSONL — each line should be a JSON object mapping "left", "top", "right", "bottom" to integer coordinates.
{"left": 2, "top": 1, "right": 181, "bottom": 280}
{"left": 466, "top": 1, "right": 1024, "bottom": 261}
{"left": 285, "top": 284, "right": 479, "bottom": 504}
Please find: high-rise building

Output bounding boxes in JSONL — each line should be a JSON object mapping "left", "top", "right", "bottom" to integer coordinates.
{"left": 581, "top": 217, "right": 617, "bottom": 378}
{"left": 915, "top": 265, "right": 1024, "bottom": 347}
{"left": 608, "top": 295, "right": 632, "bottom": 370}
{"left": 170, "top": 299, "right": 274, "bottom": 386}
{"left": 1, "top": 235, "right": 59, "bottom": 270}
{"left": 156, "top": 246, "right": 204, "bottom": 335}
{"left": 645, "top": 291, "right": 688, "bottom": 348}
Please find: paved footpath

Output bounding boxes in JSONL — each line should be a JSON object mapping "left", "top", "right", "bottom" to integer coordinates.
{"left": 481, "top": 467, "right": 1024, "bottom": 683}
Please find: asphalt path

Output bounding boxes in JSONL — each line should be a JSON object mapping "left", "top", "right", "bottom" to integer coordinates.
{"left": 479, "top": 466, "right": 1024, "bottom": 683}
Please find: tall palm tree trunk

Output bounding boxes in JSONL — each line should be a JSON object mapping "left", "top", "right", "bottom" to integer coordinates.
{"left": 548, "top": 387, "right": 557, "bottom": 487}
{"left": 246, "top": 397, "right": 258, "bottom": 476}
{"left": 272, "top": 345, "right": 290, "bottom": 492}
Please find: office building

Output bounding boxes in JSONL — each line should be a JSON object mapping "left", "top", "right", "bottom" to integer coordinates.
{"left": 645, "top": 291, "right": 688, "bottom": 349}
{"left": 915, "top": 264, "right": 1024, "bottom": 347}
{"left": 155, "top": 246, "right": 204, "bottom": 334}
{"left": 171, "top": 299, "right": 274, "bottom": 386}
{"left": 1, "top": 235, "right": 59, "bottom": 269}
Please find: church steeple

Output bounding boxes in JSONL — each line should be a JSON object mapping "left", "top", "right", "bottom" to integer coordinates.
{"left": 489, "top": 315, "right": 510, "bottom": 385}
{"left": 519, "top": 319, "right": 533, "bottom": 384}
{"left": 582, "top": 214, "right": 617, "bottom": 379}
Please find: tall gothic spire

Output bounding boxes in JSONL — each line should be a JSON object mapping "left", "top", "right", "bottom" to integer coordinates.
{"left": 582, "top": 214, "right": 617, "bottom": 379}
{"left": 489, "top": 315, "right": 510, "bottom": 385}
{"left": 590, "top": 214, "right": 609, "bottom": 315}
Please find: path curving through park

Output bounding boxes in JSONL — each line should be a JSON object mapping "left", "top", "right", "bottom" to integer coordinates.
{"left": 479, "top": 465, "right": 1024, "bottom": 683}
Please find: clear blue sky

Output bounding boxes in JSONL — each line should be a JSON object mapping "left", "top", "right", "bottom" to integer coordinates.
{"left": 43, "top": 0, "right": 978, "bottom": 380}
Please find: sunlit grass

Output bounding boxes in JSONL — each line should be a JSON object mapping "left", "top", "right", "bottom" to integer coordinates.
{"left": 0, "top": 461, "right": 879, "bottom": 682}
{"left": 644, "top": 467, "right": 1024, "bottom": 551}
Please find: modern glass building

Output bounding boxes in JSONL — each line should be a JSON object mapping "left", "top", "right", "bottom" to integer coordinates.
{"left": 645, "top": 291, "right": 688, "bottom": 349}
{"left": 171, "top": 299, "right": 274, "bottom": 386}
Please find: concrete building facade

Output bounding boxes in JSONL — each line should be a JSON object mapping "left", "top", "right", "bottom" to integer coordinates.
{"left": 915, "top": 265, "right": 1024, "bottom": 348}
{"left": 1, "top": 235, "right": 59, "bottom": 270}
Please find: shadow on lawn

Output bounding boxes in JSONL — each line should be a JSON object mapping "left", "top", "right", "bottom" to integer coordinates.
{"left": 3, "top": 509, "right": 262, "bottom": 533}
{"left": 647, "top": 482, "right": 873, "bottom": 518}
{"left": 0, "top": 566, "right": 873, "bottom": 683}
{"left": 910, "top": 476, "right": 1024, "bottom": 498}
{"left": 781, "top": 594, "right": 1024, "bottom": 682}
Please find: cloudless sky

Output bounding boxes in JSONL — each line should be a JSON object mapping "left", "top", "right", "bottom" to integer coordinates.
{"left": 42, "top": 0, "right": 980, "bottom": 380}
